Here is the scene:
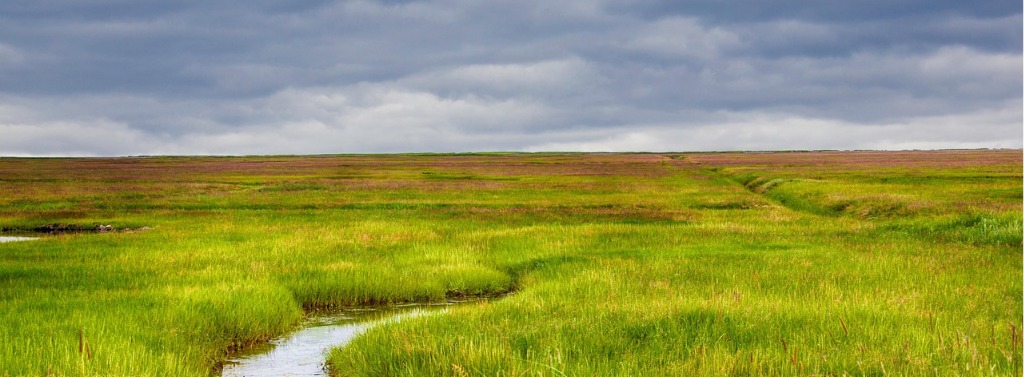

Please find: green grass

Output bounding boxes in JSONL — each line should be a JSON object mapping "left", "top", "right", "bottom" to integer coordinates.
{"left": 0, "top": 151, "right": 1019, "bottom": 376}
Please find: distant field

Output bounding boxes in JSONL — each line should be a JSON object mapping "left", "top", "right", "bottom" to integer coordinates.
{"left": 0, "top": 150, "right": 1020, "bottom": 376}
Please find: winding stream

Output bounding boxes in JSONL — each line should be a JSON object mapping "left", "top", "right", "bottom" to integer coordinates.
{"left": 220, "top": 301, "right": 470, "bottom": 377}
{"left": 0, "top": 234, "right": 480, "bottom": 376}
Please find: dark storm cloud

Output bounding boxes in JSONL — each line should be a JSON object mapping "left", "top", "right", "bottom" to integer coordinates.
{"left": 619, "top": 0, "right": 1019, "bottom": 23}
{"left": 0, "top": 0, "right": 1019, "bottom": 155}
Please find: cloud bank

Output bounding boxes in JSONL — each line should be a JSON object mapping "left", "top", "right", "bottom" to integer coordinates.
{"left": 0, "top": 1, "right": 1019, "bottom": 155}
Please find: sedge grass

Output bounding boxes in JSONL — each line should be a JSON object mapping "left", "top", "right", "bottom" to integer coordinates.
{"left": 0, "top": 151, "right": 1018, "bottom": 376}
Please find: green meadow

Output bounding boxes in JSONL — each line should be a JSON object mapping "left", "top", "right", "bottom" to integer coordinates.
{"left": 0, "top": 151, "right": 1019, "bottom": 376}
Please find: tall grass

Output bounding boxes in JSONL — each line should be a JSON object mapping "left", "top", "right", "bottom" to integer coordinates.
{"left": 0, "top": 152, "right": 1019, "bottom": 376}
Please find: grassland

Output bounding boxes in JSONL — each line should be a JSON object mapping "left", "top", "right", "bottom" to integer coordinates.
{"left": 0, "top": 151, "right": 1019, "bottom": 376}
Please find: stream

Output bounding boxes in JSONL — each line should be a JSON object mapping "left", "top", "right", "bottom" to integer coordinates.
{"left": 220, "top": 301, "right": 472, "bottom": 377}
{"left": 0, "top": 236, "right": 37, "bottom": 243}
{"left": 0, "top": 234, "right": 470, "bottom": 376}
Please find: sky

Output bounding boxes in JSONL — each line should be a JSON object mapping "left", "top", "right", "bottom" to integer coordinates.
{"left": 0, "top": 0, "right": 1020, "bottom": 156}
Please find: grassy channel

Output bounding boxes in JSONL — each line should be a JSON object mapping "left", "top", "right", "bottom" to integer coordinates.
{"left": 0, "top": 151, "right": 1020, "bottom": 376}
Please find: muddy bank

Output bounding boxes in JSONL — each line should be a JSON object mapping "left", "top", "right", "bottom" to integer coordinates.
{"left": 0, "top": 223, "right": 151, "bottom": 234}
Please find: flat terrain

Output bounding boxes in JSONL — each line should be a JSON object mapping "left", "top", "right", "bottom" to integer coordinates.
{"left": 0, "top": 150, "right": 1020, "bottom": 376}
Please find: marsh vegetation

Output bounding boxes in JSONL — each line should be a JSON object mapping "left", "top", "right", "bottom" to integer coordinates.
{"left": 0, "top": 151, "right": 1019, "bottom": 376}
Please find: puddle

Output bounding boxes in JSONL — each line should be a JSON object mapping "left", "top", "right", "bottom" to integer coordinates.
{"left": 220, "top": 301, "right": 474, "bottom": 377}
{"left": 0, "top": 236, "right": 37, "bottom": 243}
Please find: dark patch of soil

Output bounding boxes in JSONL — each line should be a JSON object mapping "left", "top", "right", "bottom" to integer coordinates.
{"left": 1, "top": 223, "right": 151, "bottom": 235}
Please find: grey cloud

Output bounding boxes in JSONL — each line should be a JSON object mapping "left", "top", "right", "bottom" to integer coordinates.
{"left": 0, "top": 0, "right": 1019, "bottom": 155}
{"left": 397, "top": 58, "right": 605, "bottom": 105}
{"left": 523, "top": 103, "right": 1023, "bottom": 152}
{"left": 615, "top": 0, "right": 1019, "bottom": 23}
{"left": 621, "top": 17, "right": 744, "bottom": 60}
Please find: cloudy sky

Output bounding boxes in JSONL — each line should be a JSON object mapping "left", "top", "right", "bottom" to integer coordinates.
{"left": 0, "top": 1, "right": 1020, "bottom": 156}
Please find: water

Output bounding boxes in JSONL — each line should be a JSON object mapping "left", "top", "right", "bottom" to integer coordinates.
{"left": 220, "top": 302, "right": 460, "bottom": 377}
{"left": 0, "top": 236, "right": 37, "bottom": 243}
